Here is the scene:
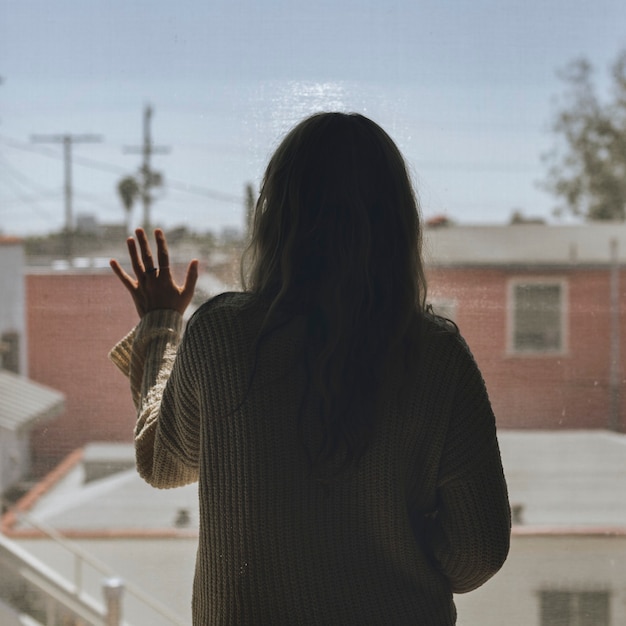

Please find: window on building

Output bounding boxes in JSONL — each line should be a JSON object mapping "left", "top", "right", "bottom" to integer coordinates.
{"left": 540, "top": 590, "right": 610, "bottom": 626}
{"left": 0, "top": 331, "right": 20, "bottom": 374}
{"left": 509, "top": 280, "right": 566, "bottom": 354}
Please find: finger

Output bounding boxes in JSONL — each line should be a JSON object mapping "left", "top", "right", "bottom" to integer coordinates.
{"left": 110, "top": 258, "right": 138, "bottom": 293}
{"left": 127, "top": 237, "right": 145, "bottom": 278}
{"left": 136, "top": 228, "right": 155, "bottom": 271}
{"left": 155, "top": 229, "right": 171, "bottom": 274}
{"left": 181, "top": 259, "right": 200, "bottom": 302}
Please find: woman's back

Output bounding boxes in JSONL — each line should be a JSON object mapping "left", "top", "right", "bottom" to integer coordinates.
{"left": 165, "top": 293, "right": 509, "bottom": 625}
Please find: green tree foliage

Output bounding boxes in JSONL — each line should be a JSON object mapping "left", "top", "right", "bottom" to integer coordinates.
{"left": 117, "top": 175, "right": 139, "bottom": 212}
{"left": 117, "top": 175, "right": 140, "bottom": 233}
{"left": 543, "top": 50, "right": 626, "bottom": 221}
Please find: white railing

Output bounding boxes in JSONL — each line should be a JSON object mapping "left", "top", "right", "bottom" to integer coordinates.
{"left": 1, "top": 504, "right": 188, "bottom": 626}
{"left": 0, "top": 531, "right": 112, "bottom": 625}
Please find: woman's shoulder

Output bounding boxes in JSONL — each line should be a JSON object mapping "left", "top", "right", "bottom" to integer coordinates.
{"left": 419, "top": 310, "right": 460, "bottom": 345}
{"left": 418, "top": 311, "right": 476, "bottom": 367}
{"left": 180, "top": 293, "right": 269, "bottom": 357}
{"left": 185, "top": 292, "right": 266, "bottom": 333}
{"left": 191, "top": 291, "right": 264, "bottom": 317}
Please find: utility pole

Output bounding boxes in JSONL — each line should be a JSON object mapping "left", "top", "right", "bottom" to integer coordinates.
{"left": 124, "top": 105, "right": 170, "bottom": 231}
{"left": 609, "top": 238, "right": 621, "bottom": 431}
{"left": 31, "top": 133, "right": 102, "bottom": 258}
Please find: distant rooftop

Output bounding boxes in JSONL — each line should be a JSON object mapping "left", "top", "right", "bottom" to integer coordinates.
{"left": 425, "top": 223, "right": 626, "bottom": 266}
{"left": 499, "top": 430, "right": 626, "bottom": 528}
{"left": 0, "top": 236, "right": 22, "bottom": 246}
{"left": 3, "top": 444, "right": 197, "bottom": 537}
{"left": 0, "top": 370, "right": 65, "bottom": 433}
{"left": 4, "top": 432, "right": 626, "bottom": 537}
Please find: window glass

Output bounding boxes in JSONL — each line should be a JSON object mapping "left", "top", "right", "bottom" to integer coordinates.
{"left": 511, "top": 281, "right": 564, "bottom": 353}
{"left": 540, "top": 590, "right": 610, "bottom": 626}
{"left": 0, "top": 332, "right": 20, "bottom": 373}
{"left": 2, "top": 1, "right": 626, "bottom": 625}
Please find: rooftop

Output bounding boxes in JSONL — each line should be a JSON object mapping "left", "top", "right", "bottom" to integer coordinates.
{"left": 499, "top": 430, "right": 626, "bottom": 529}
{"left": 3, "top": 431, "right": 625, "bottom": 626}
{"left": 424, "top": 222, "right": 626, "bottom": 266}
{"left": 4, "top": 431, "right": 626, "bottom": 537}
{"left": 0, "top": 370, "right": 65, "bottom": 433}
{"left": 0, "top": 236, "right": 22, "bottom": 246}
{"left": 3, "top": 444, "right": 197, "bottom": 537}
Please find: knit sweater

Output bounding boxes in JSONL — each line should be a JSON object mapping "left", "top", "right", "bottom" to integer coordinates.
{"left": 109, "top": 292, "right": 510, "bottom": 626}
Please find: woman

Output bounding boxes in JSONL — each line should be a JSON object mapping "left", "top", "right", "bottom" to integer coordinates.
{"left": 110, "top": 112, "right": 510, "bottom": 625}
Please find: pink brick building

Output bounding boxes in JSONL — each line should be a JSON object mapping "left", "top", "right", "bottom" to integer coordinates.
{"left": 25, "top": 259, "right": 229, "bottom": 474}
{"left": 25, "top": 223, "right": 626, "bottom": 472}
{"left": 27, "top": 270, "right": 138, "bottom": 473}
{"left": 426, "top": 223, "right": 626, "bottom": 432}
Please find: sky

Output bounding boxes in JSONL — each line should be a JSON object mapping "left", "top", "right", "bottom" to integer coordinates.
{"left": 1, "top": 0, "right": 626, "bottom": 237}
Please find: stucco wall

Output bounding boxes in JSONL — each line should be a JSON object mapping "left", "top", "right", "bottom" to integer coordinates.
{"left": 0, "top": 240, "right": 27, "bottom": 376}
{"left": 456, "top": 533, "right": 626, "bottom": 625}
{"left": 0, "top": 429, "right": 30, "bottom": 495}
{"left": 14, "top": 532, "right": 626, "bottom": 626}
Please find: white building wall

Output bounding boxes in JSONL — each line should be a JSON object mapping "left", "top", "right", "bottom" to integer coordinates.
{"left": 0, "top": 241, "right": 27, "bottom": 376}
{"left": 455, "top": 534, "right": 626, "bottom": 625}
{"left": 15, "top": 537, "right": 197, "bottom": 626}
{"left": 0, "top": 429, "right": 30, "bottom": 495}
{"left": 11, "top": 533, "right": 626, "bottom": 626}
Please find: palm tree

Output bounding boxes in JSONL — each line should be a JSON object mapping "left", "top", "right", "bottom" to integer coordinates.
{"left": 117, "top": 176, "right": 140, "bottom": 234}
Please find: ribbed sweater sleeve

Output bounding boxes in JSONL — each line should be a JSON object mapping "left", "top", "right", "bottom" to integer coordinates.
{"left": 429, "top": 337, "right": 511, "bottom": 593}
{"left": 109, "top": 308, "right": 199, "bottom": 488}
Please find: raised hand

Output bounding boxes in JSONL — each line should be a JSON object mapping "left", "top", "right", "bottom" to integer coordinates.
{"left": 110, "top": 228, "right": 199, "bottom": 318}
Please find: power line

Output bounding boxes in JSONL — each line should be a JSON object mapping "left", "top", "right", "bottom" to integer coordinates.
{"left": 0, "top": 153, "right": 58, "bottom": 196}
{"left": 165, "top": 179, "right": 242, "bottom": 204}
{"left": 30, "top": 133, "right": 103, "bottom": 257}
{"left": 0, "top": 158, "right": 59, "bottom": 222}
{"left": 0, "top": 134, "right": 243, "bottom": 204}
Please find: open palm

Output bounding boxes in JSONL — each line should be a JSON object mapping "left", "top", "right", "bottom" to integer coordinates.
{"left": 110, "top": 228, "right": 199, "bottom": 318}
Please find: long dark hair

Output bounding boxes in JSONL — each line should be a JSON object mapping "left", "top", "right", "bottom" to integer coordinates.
{"left": 242, "top": 112, "right": 427, "bottom": 469}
